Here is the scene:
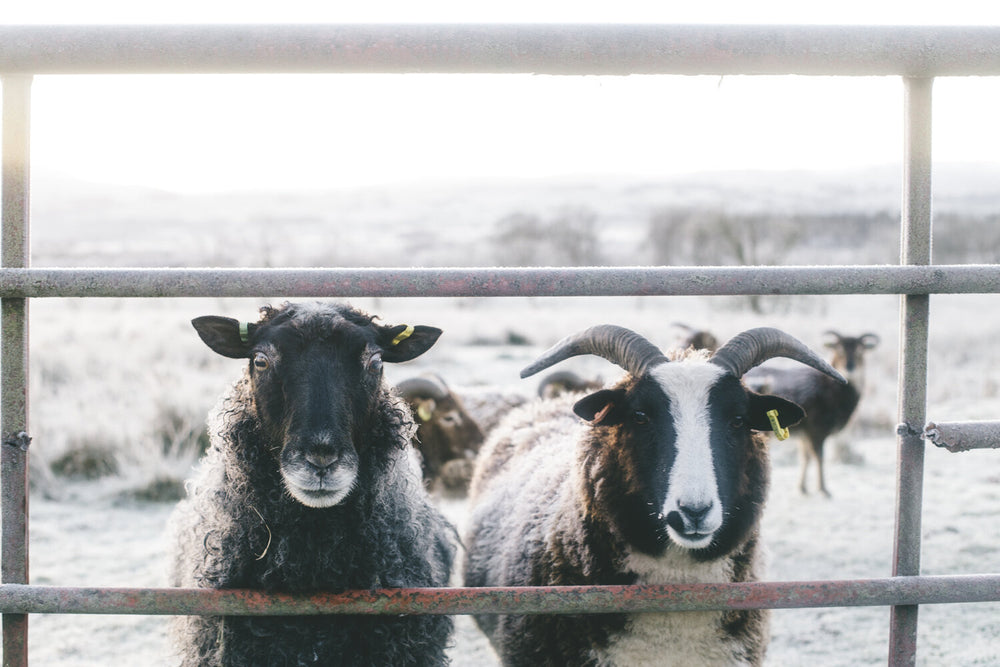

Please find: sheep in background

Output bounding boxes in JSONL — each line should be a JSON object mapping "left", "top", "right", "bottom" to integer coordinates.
{"left": 464, "top": 325, "right": 844, "bottom": 666}
{"left": 399, "top": 369, "right": 607, "bottom": 494}
{"left": 536, "top": 370, "right": 603, "bottom": 399}
{"left": 398, "top": 374, "right": 487, "bottom": 495}
{"left": 170, "top": 302, "right": 455, "bottom": 667}
{"left": 672, "top": 322, "right": 719, "bottom": 353}
{"left": 746, "top": 330, "right": 879, "bottom": 496}
{"left": 459, "top": 385, "right": 533, "bottom": 434}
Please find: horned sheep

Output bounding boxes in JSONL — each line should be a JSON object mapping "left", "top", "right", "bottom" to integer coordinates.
{"left": 746, "top": 330, "right": 880, "bottom": 496}
{"left": 169, "top": 302, "right": 456, "bottom": 667}
{"left": 463, "top": 325, "right": 844, "bottom": 666}
{"left": 397, "top": 374, "right": 490, "bottom": 495}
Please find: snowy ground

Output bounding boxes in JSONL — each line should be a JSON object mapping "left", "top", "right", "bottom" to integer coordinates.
{"left": 9, "top": 172, "right": 1000, "bottom": 665}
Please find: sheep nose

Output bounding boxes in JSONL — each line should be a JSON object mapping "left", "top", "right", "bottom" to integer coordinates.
{"left": 678, "top": 501, "right": 714, "bottom": 527}
{"left": 305, "top": 451, "right": 338, "bottom": 471}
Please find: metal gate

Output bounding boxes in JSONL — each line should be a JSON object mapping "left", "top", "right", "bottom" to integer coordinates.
{"left": 3, "top": 24, "right": 1000, "bottom": 667}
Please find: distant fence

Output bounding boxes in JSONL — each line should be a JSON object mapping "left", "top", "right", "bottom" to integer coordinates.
{"left": 3, "top": 24, "right": 1000, "bottom": 667}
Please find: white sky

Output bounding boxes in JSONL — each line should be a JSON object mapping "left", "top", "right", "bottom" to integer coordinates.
{"left": 5, "top": 2, "right": 1000, "bottom": 192}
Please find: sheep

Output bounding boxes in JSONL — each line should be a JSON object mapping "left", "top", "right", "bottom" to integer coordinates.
{"left": 457, "top": 385, "right": 533, "bottom": 435}
{"left": 536, "top": 370, "right": 604, "bottom": 399}
{"left": 399, "top": 370, "right": 606, "bottom": 494}
{"left": 397, "top": 373, "right": 534, "bottom": 494}
{"left": 463, "top": 324, "right": 845, "bottom": 666}
{"left": 672, "top": 322, "right": 719, "bottom": 353}
{"left": 169, "top": 301, "right": 456, "bottom": 667}
{"left": 397, "top": 374, "right": 487, "bottom": 494}
{"left": 745, "top": 330, "right": 879, "bottom": 496}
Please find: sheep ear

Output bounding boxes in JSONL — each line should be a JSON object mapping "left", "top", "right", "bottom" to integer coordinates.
{"left": 192, "top": 316, "right": 253, "bottom": 359}
{"left": 379, "top": 325, "right": 443, "bottom": 363}
{"left": 573, "top": 389, "right": 624, "bottom": 425}
{"left": 747, "top": 392, "right": 805, "bottom": 433}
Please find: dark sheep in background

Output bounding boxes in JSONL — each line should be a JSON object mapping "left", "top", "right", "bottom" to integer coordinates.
{"left": 464, "top": 325, "right": 844, "bottom": 666}
{"left": 399, "top": 374, "right": 532, "bottom": 495}
{"left": 535, "top": 369, "right": 604, "bottom": 399}
{"left": 672, "top": 321, "right": 720, "bottom": 353}
{"left": 170, "top": 302, "right": 455, "bottom": 667}
{"left": 746, "top": 330, "right": 879, "bottom": 496}
{"left": 398, "top": 374, "right": 487, "bottom": 495}
{"left": 400, "top": 370, "right": 609, "bottom": 494}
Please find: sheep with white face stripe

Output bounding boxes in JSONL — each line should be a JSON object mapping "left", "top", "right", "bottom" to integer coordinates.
{"left": 463, "top": 325, "right": 845, "bottom": 666}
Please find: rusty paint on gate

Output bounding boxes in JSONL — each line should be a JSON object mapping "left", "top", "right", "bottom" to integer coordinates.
{"left": 0, "top": 576, "right": 998, "bottom": 617}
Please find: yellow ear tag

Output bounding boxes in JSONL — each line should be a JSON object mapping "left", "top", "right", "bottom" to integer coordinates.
{"left": 767, "top": 409, "right": 790, "bottom": 441}
{"left": 417, "top": 401, "right": 434, "bottom": 422}
{"left": 391, "top": 325, "right": 415, "bottom": 346}
{"left": 239, "top": 321, "right": 250, "bottom": 344}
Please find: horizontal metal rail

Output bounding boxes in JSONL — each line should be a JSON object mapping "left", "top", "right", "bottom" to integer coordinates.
{"left": 2, "top": 24, "right": 1000, "bottom": 76}
{"left": 2, "top": 265, "right": 1000, "bottom": 298}
{"left": 2, "top": 576, "right": 999, "bottom": 616}
{"left": 924, "top": 421, "right": 1000, "bottom": 452}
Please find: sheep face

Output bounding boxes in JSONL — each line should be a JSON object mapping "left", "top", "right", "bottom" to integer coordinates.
{"left": 573, "top": 358, "right": 803, "bottom": 560}
{"left": 409, "top": 395, "right": 485, "bottom": 468}
{"left": 192, "top": 303, "right": 442, "bottom": 509}
{"left": 825, "top": 331, "right": 880, "bottom": 384}
{"left": 397, "top": 376, "right": 486, "bottom": 490}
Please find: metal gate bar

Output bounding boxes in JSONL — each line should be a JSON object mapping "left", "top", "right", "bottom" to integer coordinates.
{"left": 1, "top": 576, "right": 998, "bottom": 616}
{"left": 1, "top": 73, "right": 31, "bottom": 667}
{"left": 890, "top": 75, "right": 934, "bottom": 667}
{"left": 924, "top": 421, "right": 1000, "bottom": 452}
{"left": 1, "top": 24, "right": 1000, "bottom": 76}
{"left": 0, "top": 265, "right": 999, "bottom": 298}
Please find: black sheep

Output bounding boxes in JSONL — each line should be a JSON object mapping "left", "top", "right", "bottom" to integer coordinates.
{"left": 170, "top": 302, "right": 455, "bottom": 667}
{"left": 746, "top": 330, "right": 879, "bottom": 496}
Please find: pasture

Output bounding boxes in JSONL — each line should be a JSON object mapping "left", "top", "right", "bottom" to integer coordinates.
{"left": 17, "top": 170, "right": 1000, "bottom": 665}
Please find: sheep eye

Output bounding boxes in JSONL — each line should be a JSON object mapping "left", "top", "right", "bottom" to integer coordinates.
{"left": 367, "top": 354, "right": 383, "bottom": 375}
{"left": 730, "top": 416, "right": 746, "bottom": 430}
{"left": 252, "top": 352, "right": 269, "bottom": 371}
{"left": 632, "top": 411, "right": 649, "bottom": 425}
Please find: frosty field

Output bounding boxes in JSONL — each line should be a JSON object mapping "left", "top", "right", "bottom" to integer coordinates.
{"left": 10, "top": 170, "right": 1000, "bottom": 664}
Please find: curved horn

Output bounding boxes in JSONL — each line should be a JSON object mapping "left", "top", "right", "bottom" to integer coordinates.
{"left": 396, "top": 375, "right": 450, "bottom": 401}
{"left": 823, "top": 329, "right": 844, "bottom": 343}
{"left": 520, "top": 325, "right": 667, "bottom": 379}
{"left": 711, "top": 327, "right": 846, "bottom": 384}
{"left": 860, "top": 332, "right": 881, "bottom": 347}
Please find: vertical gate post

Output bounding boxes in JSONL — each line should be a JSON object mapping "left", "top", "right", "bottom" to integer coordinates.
{"left": 1, "top": 74, "right": 32, "bottom": 667}
{"left": 889, "top": 76, "right": 933, "bottom": 667}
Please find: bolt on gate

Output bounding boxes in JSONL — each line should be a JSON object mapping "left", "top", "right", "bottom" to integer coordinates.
{"left": 2, "top": 24, "right": 1000, "bottom": 667}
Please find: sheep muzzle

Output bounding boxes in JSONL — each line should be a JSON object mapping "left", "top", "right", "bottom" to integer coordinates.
{"left": 279, "top": 438, "right": 360, "bottom": 508}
